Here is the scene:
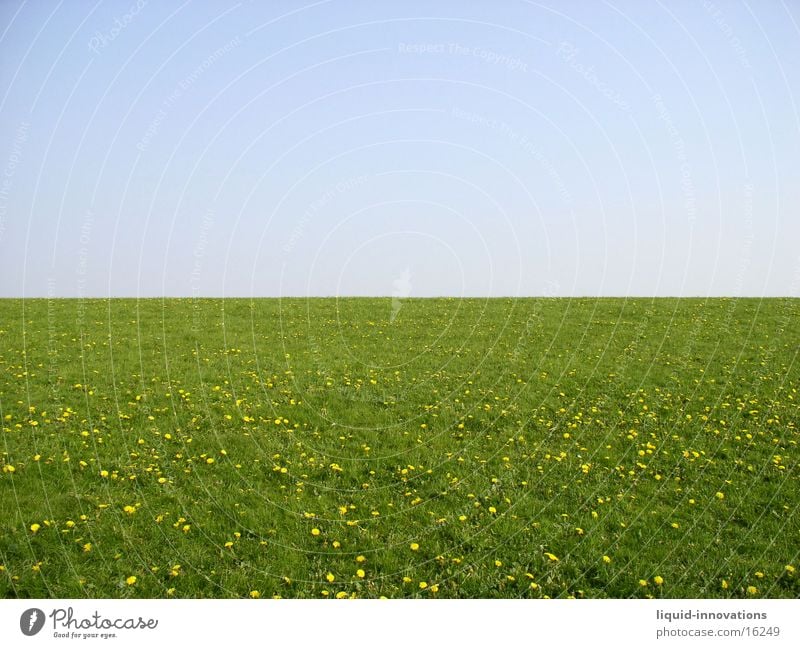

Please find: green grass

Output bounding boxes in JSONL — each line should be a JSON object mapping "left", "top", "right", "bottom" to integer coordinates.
{"left": 1, "top": 297, "right": 798, "bottom": 599}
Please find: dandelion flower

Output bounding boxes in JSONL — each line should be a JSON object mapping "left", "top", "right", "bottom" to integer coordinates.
{"left": 125, "top": 576, "right": 137, "bottom": 586}
{"left": 419, "top": 581, "right": 428, "bottom": 589}
{"left": 715, "top": 492, "right": 725, "bottom": 500}
{"left": 326, "top": 572, "right": 335, "bottom": 583}
{"left": 410, "top": 543, "right": 419, "bottom": 551}
{"left": 785, "top": 565, "right": 795, "bottom": 575}
{"left": 30, "top": 523, "right": 41, "bottom": 533}
{"left": 746, "top": 585, "right": 758, "bottom": 595}
{"left": 249, "top": 590, "right": 260, "bottom": 599}
{"left": 311, "top": 528, "right": 320, "bottom": 536}
{"left": 654, "top": 576, "right": 664, "bottom": 586}
{"left": 356, "top": 569, "right": 365, "bottom": 578}
{"left": 544, "top": 552, "right": 559, "bottom": 562}
{"left": 602, "top": 555, "right": 612, "bottom": 564}
{"left": 356, "top": 555, "right": 366, "bottom": 563}
{"left": 639, "top": 579, "right": 648, "bottom": 587}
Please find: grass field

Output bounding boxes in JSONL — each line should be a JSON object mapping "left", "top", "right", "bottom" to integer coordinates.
{"left": 1, "top": 297, "right": 798, "bottom": 599}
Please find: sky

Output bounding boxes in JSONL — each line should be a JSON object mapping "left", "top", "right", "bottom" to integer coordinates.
{"left": 0, "top": 0, "right": 798, "bottom": 298}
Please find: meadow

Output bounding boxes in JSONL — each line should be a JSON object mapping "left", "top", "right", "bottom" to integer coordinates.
{"left": 0, "top": 297, "right": 798, "bottom": 599}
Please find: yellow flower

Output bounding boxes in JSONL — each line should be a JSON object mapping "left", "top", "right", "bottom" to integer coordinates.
{"left": 224, "top": 541, "right": 234, "bottom": 549}
{"left": 2, "top": 464, "right": 15, "bottom": 473}
{"left": 30, "top": 523, "right": 41, "bottom": 533}
{"left": 419, "top": 581, "right": 428, "bottom": 589}
{"left": 654, "top": 576, "right": 664, "bottom": 586}
{"left": 356, "top": 555, "right": 366, "bottom": 563}
{"left": 715, "top": 491, "right": 725, "bottom": 500}
{"left": 326, "top": 572, "right": 335, "bottom": 583}
{"left": 356, "top": 569, "right": 365, "bottom": 578}
{"left": 311, "top": 528, "right": 320, "bottom": 536}
{"left": 785, "top": 565, "right": 796, "bottom": 575}
{"left": 206, "top": 457, "right": 215, "bottom": 464}
{"left": 746, "top": 585, "right": 758, "bottom": 595}
{"left": 639, "top": 579, "right": 648, "bottom": 587}
{"left": 410, "top": 543, "right": 419, "bottom": 551}
{"left": 249, "top": 590, "right": 260, "bottom": 598}
{"left": 83, "top": 543, "right": 92, "bottom": 552}
{"left": 100, "top": 470, "right": 109, "bottom": 478}
{"left": 123, "top": 505, "right": 136, "bottom": 514}
{"left": 125, "top": 576, "right": 137, "bottom": 586}
{"left": 544, "top": 552, "right": 559, "bottom": 562}
{"left": 430, "top": 584, "right": 439, "bottom": 593}
{"left": 494, "top": 560, "right": 503, "bottom": 567}
{"left": 167, "top": 587, "right": 176, "bottom": 596}
{"left": 335, "top": 591, "right": 347, "bottom": 599}
{"left": 65, "top": 520, "right": 75, "bottom": 528}
{"left": 755, "top": 571, "right": 764, "bottom": 579}
{"left": 602, "top": 555, "right": 612, "bottom": 564}
{"left": 721, "top": 579, "right": 729, "bottom": 589}
{"left": 458, "top": 515, "right": 467, "bottom": 522}
{"left": 488, "top": 506, "right": 497, "bottom": 514}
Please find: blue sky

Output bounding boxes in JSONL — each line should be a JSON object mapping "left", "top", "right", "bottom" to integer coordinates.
{"left": 0, "top": 0, "right": 798, "bottom": 297}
